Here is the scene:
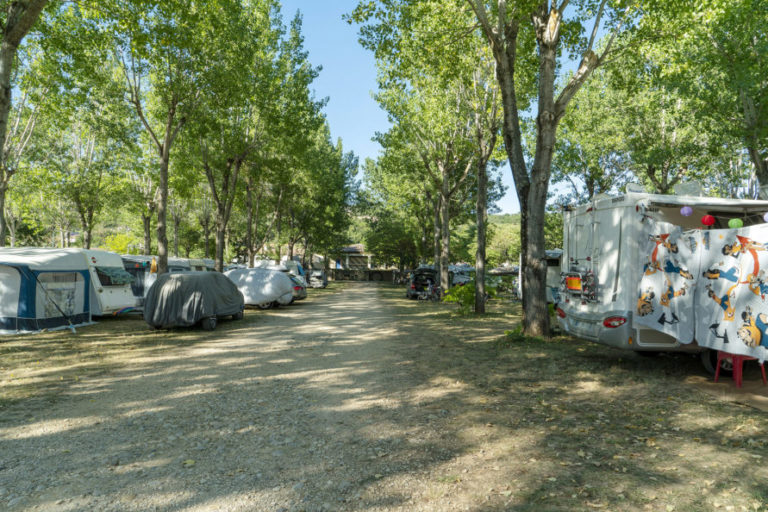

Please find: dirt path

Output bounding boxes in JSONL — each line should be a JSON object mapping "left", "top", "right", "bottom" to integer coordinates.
{"left": 0, "top": 283, "right": 485, "bottom": 511}
{"left": 2, "top": 283, "right": 767, "bottom": 512}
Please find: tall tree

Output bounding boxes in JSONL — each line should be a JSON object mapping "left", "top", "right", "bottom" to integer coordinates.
{"left": 465, "top": 0, "right": 632, "bottom": 336}
{"left": 0, "top": 0, "right": 48, "bottom": 245}
{"left": 94, "top": 0, "right": 226, "bottom": 272}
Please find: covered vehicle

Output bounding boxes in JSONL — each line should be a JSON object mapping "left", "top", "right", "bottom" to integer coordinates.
{"left": 224, "top": 268, "right": 294, "bottom": 309}
{"left": 143, "top": 272, "right": 244, "bottom": 330}
{"left": 406, "top": 267, "right": 438, "bottom": 299}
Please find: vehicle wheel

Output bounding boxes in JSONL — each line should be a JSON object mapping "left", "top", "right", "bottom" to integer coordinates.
{"left": 201, "top": 317, "right": 217, "bottom": 331}
{"left": 256, "top": 302, "right": 273, "bottom": 310}
{"left": 232, "top": 311, "right": 244, "bottom": 321}
{"left": 701, "top": 349, "right": 732, "bottom": 376}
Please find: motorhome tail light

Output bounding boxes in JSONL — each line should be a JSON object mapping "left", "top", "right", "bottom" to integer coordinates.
{"left": 410, "top": 283, "right": 416, "bottom": 289}
{"left": 565, "top": 276, "right": 582, "bottom": 291}
{"left": 293, "top": 286, "right": 302, "bottom": 291}
{"left": 556, "top": 306, "right": 566, "bottom": 318}
{"left": 603, "top": 316, "right": 627, "bottom": 328}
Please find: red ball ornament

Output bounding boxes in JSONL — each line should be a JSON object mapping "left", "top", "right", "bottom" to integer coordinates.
{"left": 702, "top": 214, "right": 716, "bottom": 226}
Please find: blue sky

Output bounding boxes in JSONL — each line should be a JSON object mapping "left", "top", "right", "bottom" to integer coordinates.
{"left": 279, "top": 0, "right": 522, "bottom": 214}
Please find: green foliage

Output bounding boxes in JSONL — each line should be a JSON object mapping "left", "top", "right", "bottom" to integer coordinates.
{"left": 443, "top": 279, "right": 496, "bottom": 315}
{"left": 102, "top": 233, "right": 135, "bottom": 254}
{"left": 442, "top": 282, "right": 476, "bottom": 315}
{"left": 487, "top": 214, "right": 520, "bottom": 266}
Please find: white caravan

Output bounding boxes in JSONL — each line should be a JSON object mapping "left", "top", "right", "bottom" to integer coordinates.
{"left": 556, "top": 191, "right": 768, "bottom": 366}
{"left": 82, "top": 249, "right": 139, "bottom": 316}
{"left": 0, "top": 248, "right": 94, "bottom": 333}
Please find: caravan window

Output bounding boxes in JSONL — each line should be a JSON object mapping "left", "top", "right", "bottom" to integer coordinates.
{"left": 95, "top": 266, "right": 135, "bottom": 286}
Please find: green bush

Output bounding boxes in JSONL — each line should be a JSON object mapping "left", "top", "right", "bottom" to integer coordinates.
{"left": 443, "top": 279, "right": 497, "bottom": 314}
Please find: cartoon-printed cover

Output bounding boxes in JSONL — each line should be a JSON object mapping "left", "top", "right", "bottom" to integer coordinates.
{"left": 634, "top": 220, "right": 697, "bottom": 343}
{"left": 695, "top": 227, "right": 768, "bottom": 362}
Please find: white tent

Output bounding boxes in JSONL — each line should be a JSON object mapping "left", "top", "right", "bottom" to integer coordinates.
{"left": 224, "top": 268, "right": 294, "bottom": 307}
{"left": 0, "top": 248, "right": 93, "bottom": 334}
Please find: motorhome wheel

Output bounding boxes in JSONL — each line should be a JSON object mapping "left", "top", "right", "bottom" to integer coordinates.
{"left": 232, "top": 311, "right": 244, "bottom": 321}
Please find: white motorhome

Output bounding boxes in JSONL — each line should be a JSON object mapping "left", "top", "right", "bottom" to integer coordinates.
{"left": 82, "top": 249, "right": 139, "bottom": 315}
{"left": 556, "top": 191, "right": 768, "bottom": 368}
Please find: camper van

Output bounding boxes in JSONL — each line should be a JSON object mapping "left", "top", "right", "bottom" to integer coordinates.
{"left": 556, "top": 191, "right": 768, "bottom": 369}
{"left": 82, "top": 249, "right": 139, "bottom": 316}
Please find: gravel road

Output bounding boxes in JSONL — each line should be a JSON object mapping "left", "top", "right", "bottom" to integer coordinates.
{"left": 0, "top": 283, "right": 488, "bottom": 512}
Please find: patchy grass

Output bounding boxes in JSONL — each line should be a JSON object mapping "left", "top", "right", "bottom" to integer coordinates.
{"left": 380, "top": 284, "right": 768, "bottom": 512}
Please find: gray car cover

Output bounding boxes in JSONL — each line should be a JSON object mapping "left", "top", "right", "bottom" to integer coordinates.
{"left": 143, "top": 272, "right": 244, "bottom": 328}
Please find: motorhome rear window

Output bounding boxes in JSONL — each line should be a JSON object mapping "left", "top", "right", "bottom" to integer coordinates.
{"left": 95, "top": 266, "right": 135, "bottom": 286}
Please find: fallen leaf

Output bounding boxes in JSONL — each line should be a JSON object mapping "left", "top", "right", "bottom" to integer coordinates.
{"left": 182, "top": 459, "right": 195, "bottom": 467}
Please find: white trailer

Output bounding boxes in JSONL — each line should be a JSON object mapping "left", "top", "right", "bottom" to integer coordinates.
{"left": 556, "top": 191, "right": 768, "bottom": 369}
{"left": 82, "top": 249, "right": 139, "bottom": 316}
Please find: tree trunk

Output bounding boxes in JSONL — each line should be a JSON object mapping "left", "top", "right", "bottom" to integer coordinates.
{"left": 156, "top": 153, "right": 169, "bottom": 274}
{"left": 0, "top": 184, "right": 6, "bottom": 246}
{"left": 245, "top": 175, "right": 255, "bottom": 266}
{"left": 439, "top": 170, "right": 450, "bottom": 293}
{"left": 142, "top": 214, "right": 152, "bottom": 255}
{"left": 475, "top": 159, "right": 488, "bottom": 314}
{"left": 215, "top": 215, "right": 226, "bottom": 273}
{"left": 432, "top": 198, "right": 440, "bottom": 272}
{"left": 521, "top": 32, "right": 559, "bottom": 337}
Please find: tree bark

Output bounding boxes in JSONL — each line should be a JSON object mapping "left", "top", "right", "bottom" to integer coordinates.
{"left": 245, "top": 174, "right": 255, "bottom": 266}
{"left": 156, "top": 143, "right": 171, "bottom": 273}
{"left": 475, "top": 158, "right": 488, "bottom": 314}
{"left": 439, "top": 167, "right": 450, "bottom": 292}
{"left": 432, "top": 197, "right": 440, "bottom": 273}
{"left": 0, "top": 186, "right": 6, "bottom": 246}
{"left": 142, "top": 213, "right": 152, "bottom": 255}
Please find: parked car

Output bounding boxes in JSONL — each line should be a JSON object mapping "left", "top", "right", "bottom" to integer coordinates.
{"left": 289, "top": 274, "right": 308, "bottom": 302}
{"left": 406, "top": 267, "right": 438, "bottom": 299}
{"left": 143, "top": 272, "right": 244, "bottom": 330}
{"left": 308, "top": 268, "right": 328, "bottom": 288}
{"left": 224, "top": 267, "right": 294, "bottom": 309}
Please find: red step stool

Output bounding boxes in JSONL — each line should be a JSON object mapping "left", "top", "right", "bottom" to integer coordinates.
{"left": 714, "top": 351, "right": 767, "bottom": 388}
